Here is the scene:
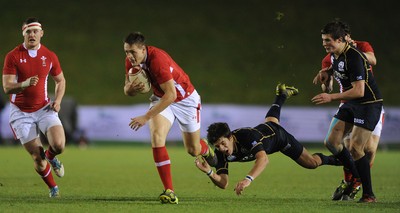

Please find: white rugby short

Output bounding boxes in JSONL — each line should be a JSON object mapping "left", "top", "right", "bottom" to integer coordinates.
{"left": 9, "top": 103, "right": 63, "bottom": 144}
{"left": 371, "top": 107, "right": 384, "bottom": 137}
{"left": 149, "top": 90, "right": 201, "bottom": 133}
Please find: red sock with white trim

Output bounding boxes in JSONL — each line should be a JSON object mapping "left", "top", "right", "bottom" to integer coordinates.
{"left": 153, "top": 146, "right": 173, "bottom": 191}
{"left": 45, "top": 148, "right": 56, "bottom": 160}
{"left": 36, "top": 162, "right": 57, "bottom": 188}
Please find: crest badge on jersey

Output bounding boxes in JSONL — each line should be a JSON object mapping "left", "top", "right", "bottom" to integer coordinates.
{"left": 338, "top": 61, "right": 345, "bottom": 71}
{"left": 227, "top": 155, "right": 236, "bottom": 161}
{"left": 41, "top": 56, "right": 47, "bottom": 66}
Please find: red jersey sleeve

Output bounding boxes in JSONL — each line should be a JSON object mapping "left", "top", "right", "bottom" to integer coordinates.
{"left": 3, "top": 49, "right": 18, "bottom": 75}
{"left": 321, "top": 54, "right": 331, "bottom": 69}
{"left": 49, "top": 51, "right": 62, "bottom": 76}
{"left": 355, "top": 41, "right": 374, "bottom": 53}
{"left": 125, "top": 57, "right": 132, "bottom": 76}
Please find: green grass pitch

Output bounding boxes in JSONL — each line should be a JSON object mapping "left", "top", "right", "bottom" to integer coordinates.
{"left": 0, "top": 144, "right": 399, "bottom": 212}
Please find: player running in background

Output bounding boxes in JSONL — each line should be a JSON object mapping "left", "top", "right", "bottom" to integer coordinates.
{"left": 195, "top": 83, "right": 341, "bottom": 196}
{"left": 2, "top": 17, "right": 67, "bottom": 198}
{"left": 312, "top": 20, "right": 383, "bottom": 203}
{"left": 123, "top": 32, "right": 216, "bottom": 204}
{"left": 313, "top": 21, "right": 384, "bottom": 201}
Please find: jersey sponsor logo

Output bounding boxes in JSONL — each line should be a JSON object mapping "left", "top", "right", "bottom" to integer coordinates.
{"left": 251, "top": 141, "right": 258, "bottom": 147}
{"left": 354, "top": 118, "right": 365, "bottom": 124}
{"left": 20, "top": 58, "right": 27, "bottom": 63}
{"left": 356, "top": 75, "right": 363, "bottom": 80}
{"left": 41, "top": 56, "right": 47, "bottom": 67}
{"left": 333, "top": 70, "right": 348, "bottom": 80}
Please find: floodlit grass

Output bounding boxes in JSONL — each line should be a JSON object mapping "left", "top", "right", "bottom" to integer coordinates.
{"left": 0, "top": 144, "right": 399, "bottom": 212}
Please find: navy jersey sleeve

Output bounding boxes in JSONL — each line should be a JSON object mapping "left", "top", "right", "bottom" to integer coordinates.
{"left": 240, "top": 129, "right": 264, "bottom": 156}
{"left": 347, "top": 49, "right": 367, "bottom": 82}
{"left": 215, "top": 150, "right": 229, "bottom": 175}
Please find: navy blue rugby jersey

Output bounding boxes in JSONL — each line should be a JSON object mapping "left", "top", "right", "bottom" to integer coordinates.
{"left": 331, "top": 43, "right": 382, "bottom": 104}
{"left": 214, "top": 123, "right": 285, "bottom": 174}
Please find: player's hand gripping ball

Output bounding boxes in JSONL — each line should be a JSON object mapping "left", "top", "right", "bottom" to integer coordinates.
{"left": 128, "top": 66, "right": 151, "bottom": 94}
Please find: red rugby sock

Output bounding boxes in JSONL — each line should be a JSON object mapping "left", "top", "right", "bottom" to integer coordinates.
{"left": 153, "top": 147, "right": 173, "bottom": 191}
{"left": 45, "top": 148, "right": 56, "bottom": 160}
{"left": 200, "top": 139, "right": 209, "bottom": 156}
{"left": 36, "top": 162, "right": 57, "bottom": 188}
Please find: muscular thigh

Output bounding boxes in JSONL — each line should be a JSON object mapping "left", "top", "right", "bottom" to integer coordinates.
{"left": 23, "top": 137, "right": 45, "bottom": 159}
{"left": 348, "top": 126, "right": 372, "bottom": 159}
{"left": 326, "top": 118, "right": 352, "bottom": 146}
{"left": 149, "top": 114, "right": 172, "bottom": 147}
{"left": 365, "top": 134, "right": 379, "bottom": 153}
{"left": 182, "top": 130, "right": 201, "bottom": 155}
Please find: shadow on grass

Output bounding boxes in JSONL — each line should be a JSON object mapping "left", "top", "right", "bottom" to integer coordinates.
{"left": 1, "top": 195, "right": 400, "bottom": 210}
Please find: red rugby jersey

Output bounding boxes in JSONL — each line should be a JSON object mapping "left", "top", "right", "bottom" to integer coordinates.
{"left": 125, "top": 46, "right": 195, "bottom": 102}
{"left": 3, "top": 44, "right": 63, "bottom": 112}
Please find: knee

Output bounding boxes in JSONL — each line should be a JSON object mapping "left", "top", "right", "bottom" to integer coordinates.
{"left": 185, "top": 143, "right": 200, "bottom": 156}
{"left": 50, "top": 141, "right": 65, "bottom": 154}
{"left": 324, "top": 140, "right": 341, "bottom": 155}
{"left": 186, "top": 148, "right": 197, "bottom": 157}
{"left": 349, "top": 147, "right": 364, "bottom": 160}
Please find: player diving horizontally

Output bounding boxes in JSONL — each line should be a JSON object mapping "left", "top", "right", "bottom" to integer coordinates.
{"left": 195, "top": 83, "right": 341, "bottom": 196}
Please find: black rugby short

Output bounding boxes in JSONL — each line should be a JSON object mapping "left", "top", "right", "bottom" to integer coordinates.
{"left": 334, "top": 102, "right": 383, "bottom": 131}
{"left": 267, "top": 122, "right": 304, "bottom": 160}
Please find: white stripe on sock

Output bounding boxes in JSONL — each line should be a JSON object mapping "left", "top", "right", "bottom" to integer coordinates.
{"left": 155, "top": 160, "right": 171, "bottom": 167}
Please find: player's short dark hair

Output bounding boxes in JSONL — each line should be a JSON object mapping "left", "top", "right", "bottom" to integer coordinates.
{"left": 321, "top": 20, "right": 348, "bottom": 41}
{"left": 124, "top": 32, "right": 146, "bottom": 47}
{"left": 340, "top": 21, "right": 351, "bottom": 35}
{"left": 207, "top": 122, "right": 232, "bottom": 144}
{"left": 23, "top": 17, "right": 41, "bottom": 26}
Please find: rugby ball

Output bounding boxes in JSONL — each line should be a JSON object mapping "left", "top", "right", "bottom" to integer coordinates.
{"left": 128, "top": 66, "right": 151, "bottom": 94}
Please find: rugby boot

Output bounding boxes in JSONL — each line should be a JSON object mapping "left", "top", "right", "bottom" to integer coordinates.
{"left": 159, "top": 189, "right": 179, "bottom": 204}
{"left": 276, "top": 83, "right": 299, "bottom": 98}
{"left": 358, "top": 194, "right": 377, "bottom": 203}
{"left": 49, "top": 186, "right": 60, "bottom": 198}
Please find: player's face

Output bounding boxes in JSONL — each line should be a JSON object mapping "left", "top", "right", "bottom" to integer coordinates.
{"left": 23, "top": 29, "right": 43, "bottom": 50}
{"left": 214, "top": 136, "right": 234, "bottom": 155}
{"left": 124, "top": 43, "right": 146, "bottom": 66}
{"left": 321, "top": 34, "right": 344, "bottom": 55}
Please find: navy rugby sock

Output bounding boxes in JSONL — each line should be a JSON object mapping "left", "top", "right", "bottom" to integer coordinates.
{"left": 335, "top": 148, "right": 360, "bottom": 179}
{"left": 355, "top": 155, "right": 374, "bottom": 196}
{"left": 315, "top": 153, "right": 342, "bottom": 166}
{"left": 266, "top": 95, "right": 286, "bottom": 120}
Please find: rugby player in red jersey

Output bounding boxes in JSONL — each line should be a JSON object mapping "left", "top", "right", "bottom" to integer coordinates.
{"left": 123, "top": 32, "right": 216, "bottom": 204}
{"left": 2, "top": 17, "right": 67, "bottom": 198}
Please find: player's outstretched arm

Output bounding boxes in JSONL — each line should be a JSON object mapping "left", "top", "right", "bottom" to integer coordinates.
{"left": 234, "top": 151, "right": 269, "bottom": 195}
{"left": 195, "top": 156, "right": 228, "bottom": 189}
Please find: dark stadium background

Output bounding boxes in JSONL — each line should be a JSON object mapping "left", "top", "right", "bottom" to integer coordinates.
{"left": 1, "top": 0, "right": 398, "bottom": 107}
